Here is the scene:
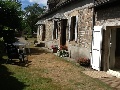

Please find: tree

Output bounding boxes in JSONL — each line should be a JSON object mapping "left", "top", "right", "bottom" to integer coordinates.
{"left": 0, "top": 0, "right": 22, "bottom": 30}
{"left": 0, "top": 0, "right": 23, "bottom": 57}
{"left": 23, "top": 3, "right": 45, "bottom": 35}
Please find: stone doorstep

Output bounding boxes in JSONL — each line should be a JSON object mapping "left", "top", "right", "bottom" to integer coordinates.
{"left": 82, "top": 71, "right": 113, "bottom": 79}
{"left": 107, "top": 69, "right": 120, "bottom": 78}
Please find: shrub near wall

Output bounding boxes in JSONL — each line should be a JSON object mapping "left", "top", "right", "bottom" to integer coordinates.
{"left": 76, "top": 57, "right": 90, "bottom": 67}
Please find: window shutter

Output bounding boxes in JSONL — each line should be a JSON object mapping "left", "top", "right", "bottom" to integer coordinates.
{"left": 52, "top": 20, "right": 55, "bottom": 40}
{"left": 40, "top": 25, "right": 42, "bottom": 36}
{"left": 37, "top": 26, "right": 39, "bottom": 36}
{"left": 56, "top": 28, "right": 58, "bottom": 39}
{"left": 55, "top": 21, "right": 57, "bottom": 39}
{"left": 39, "top": 26, "right": 40, "bottom": 35}
{"left": 75, "top": 15, "right": 78, "bottom": 41}
{"left": 68, "top": 17, "right": 71, "bottom": 41}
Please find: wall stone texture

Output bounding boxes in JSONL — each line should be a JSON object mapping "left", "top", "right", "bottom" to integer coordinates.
{"left": 67, "top": 6, "right": 93, "bottom": 59}
{"left": 95, "top": 5, "right": 120, "bottom": 26}
{"left": 44, "top": 20, "right": 53, "bottom": 41}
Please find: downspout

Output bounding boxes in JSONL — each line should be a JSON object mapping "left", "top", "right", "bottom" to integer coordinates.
{"left": 93, "top": 0, "right": 95, "bottom": 28}
{"left": 90, "top": 0, "right": 95, "bottom": 67}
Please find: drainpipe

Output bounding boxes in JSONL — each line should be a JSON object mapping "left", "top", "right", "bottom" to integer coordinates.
{"left": 93, "top": 0, "right": 95, "bottom": 28}
{"left": 90, "top": 0, "right": 95, "bottom": 67}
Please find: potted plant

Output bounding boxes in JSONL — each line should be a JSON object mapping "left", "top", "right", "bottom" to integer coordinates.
{"left": 51, "top": 45, "right": 58, "bottom": 53}
{"left": 76, "top": 57, "right": 90, "bottom": 67}
{"left": 57, "top": 45, "right": 69, "bottom": 57}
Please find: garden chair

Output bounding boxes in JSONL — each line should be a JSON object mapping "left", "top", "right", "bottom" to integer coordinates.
{"left": 5, "top": 43, "right": 27, "bottom": 63}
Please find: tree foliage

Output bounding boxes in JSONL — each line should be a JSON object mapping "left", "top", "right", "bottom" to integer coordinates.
{"left": 23, "top": 3, "right": 45, "bottom": 35}
{"left": 0, "top": 0, "right": 22, "bottom": 30}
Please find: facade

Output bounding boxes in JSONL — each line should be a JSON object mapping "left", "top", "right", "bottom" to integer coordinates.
{"left": 37, "top": 0, "right": 93, "bottom": 59}
{"left": 36, "top": 0, "right": 120, "bottom": 76}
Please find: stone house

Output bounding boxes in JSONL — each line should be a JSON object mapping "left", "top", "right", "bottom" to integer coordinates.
{"left": 36, "top": 0, "right": 120, "bottom": 76}
{"left": 36, "top": 0, "right": 93, "bottom": 59}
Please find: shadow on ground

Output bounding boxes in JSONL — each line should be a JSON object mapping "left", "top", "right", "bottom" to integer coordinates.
{"left": 1, "top": 47, "right": 50, "bottom": 67}
{"left": 0, "top": 55, "right": 32, "bottom": 67}
{"left": 0, "top": 62, "right": 28, "bottom": 90}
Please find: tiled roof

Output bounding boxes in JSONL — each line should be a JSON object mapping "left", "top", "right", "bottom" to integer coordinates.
{"left": 38, "top": 0, "right": 77, "bottom": 19}
{"left": 56, "top": 0, "right": 68, "bottom": 7}
{"left": 36, "top": 20, "right": 45, "bottom": 25}
{"left": 94, "top": 0, "right": 118, "bottom": 6}
{"left": 47, "top": 0, "right": 59, "bottom": 4}
{"left": 52, "top": 13, "right": 67, "bottom": 19}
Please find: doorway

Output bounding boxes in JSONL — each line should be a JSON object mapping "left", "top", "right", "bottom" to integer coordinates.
{"left": 60, "top": 19, "right": 67, "bottom": 46}
{"left": 115, "top": 28, "right": 120, "bottom": 69}
{"left": 109, "top": 28, "right": 120, "bottom": 69}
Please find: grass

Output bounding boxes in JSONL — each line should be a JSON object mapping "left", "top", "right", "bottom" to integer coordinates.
{"left": 0, "top": 63, "right": 62, "bottom": 90}
{"left": 0, "top": 45, "right": 114, "bottom": 90}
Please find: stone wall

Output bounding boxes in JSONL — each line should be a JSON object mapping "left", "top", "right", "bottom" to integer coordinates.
{"left": 44, "top": 20, "right": 60, "bottom": 49}
{"left": 67, "top": 6, "right": 93, "bottom": 59}
{"left": 45, "top": 20, "right": 53, "bottom": 41}
{"left": 78, "top": 7, "right": 93, "bottom": 49}
{"left": 95, "top": 5, "right": 120, "bottom": 26}
{"left": 37, "top": 25, "right": 44, "bottom": 43}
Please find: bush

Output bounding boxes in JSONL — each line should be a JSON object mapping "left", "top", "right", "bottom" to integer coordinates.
{"left": 57, "top": 50, "right": 69, "bottom": 57}
{"left": 76, "top": 57, "right": 90, "bottom": 67}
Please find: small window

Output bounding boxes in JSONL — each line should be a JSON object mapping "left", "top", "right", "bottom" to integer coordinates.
{"left": 53, "top": 21, "right": 58, "bottom": 39}
{"left": 70, "top": 16, "right": 76, "bottom": 41}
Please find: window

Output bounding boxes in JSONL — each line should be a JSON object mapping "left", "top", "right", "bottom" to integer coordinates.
{"left": 70, "top": 16, "right": 76, "bottom": 41}
{"left": 68, "top": 15, "right": 78, "bottom": 42}
{"left": 53, "top": 21, "right": 58, "bottom": 39}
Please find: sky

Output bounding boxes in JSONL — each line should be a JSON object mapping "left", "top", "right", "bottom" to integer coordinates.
{"left": 21, "top": 0, "right": 47, "bottom": 10}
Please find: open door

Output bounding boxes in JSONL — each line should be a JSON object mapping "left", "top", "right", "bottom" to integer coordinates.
{"left": 60, "top": 19, "right": 67, "bottom": 46}
{"left": 91, "top": 26, "right": 103, "bottom": 71}
{"left": 42, "top": 24, "right": 46, "bottom": 41}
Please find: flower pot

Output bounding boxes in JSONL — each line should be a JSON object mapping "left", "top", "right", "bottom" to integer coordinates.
{"left": 52, "top": 48, "right": 57, "bottom": 53}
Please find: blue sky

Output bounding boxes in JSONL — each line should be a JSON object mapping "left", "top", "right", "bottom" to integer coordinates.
{"left": 20, "top": 0, "right": 47, "bottom": 10}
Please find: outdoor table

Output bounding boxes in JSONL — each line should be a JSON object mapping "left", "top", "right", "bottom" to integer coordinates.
{"left": 12, "top": 41, "right": 30, "bottom": 54}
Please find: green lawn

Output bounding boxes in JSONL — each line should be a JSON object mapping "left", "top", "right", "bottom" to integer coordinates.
{"left": 0, "top": 48, "right": 114, "bottom": 90}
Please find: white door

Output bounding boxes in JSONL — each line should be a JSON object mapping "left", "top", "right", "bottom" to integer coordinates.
{"left": 91, "top": 26, "right": 103, "bottom": 71}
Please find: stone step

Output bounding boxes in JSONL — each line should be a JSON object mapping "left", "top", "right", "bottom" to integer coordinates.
{"left": 107, "top": 69, "right": 120, "bottom": 78}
